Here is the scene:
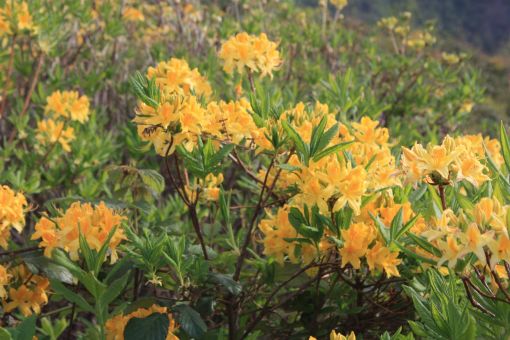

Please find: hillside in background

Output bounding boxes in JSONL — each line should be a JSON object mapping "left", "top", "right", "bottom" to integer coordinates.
{"left": 345, "top": 0, "right": 510, "bottom": 128}
{"left": 343, "top": 0, "right": 510, "bottom": 54}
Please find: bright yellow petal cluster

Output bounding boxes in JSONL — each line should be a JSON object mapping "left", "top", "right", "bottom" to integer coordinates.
{"left": 0, "top": 265, "right": 11, "bottom": 299}
{"left": 106, "top": 305, "right": 178, "bottom": 340}
{"left": 0, "top": 185, "right": 27, "bottom": 249}
{"left": 31, "top": 202, "right": 126, "bottom": 262}
{"left": 185, "top": 173, "right": 224, "bottom": 202}
{"left": 310, "top": 330, "right": 356, "bottom": 340}
{"left": 3, "top": 273, "right": 49, "bottom": 316}
{"left": 122, "top": 7, "right": 145, "bottom": 22}
{"left": 402, "top": 135, "right": 491, "bottom": 187}
{"left": 258, "top": 206, "right": 298, "bottom": 264}
{"left": 219, "top": 32, "right": 282, "bottom": 78}
{"left": 330, "top": 0, "right": 349, "bottom": 10}
{"left": 257, "top": 115, "right": 403, "bottom": 275}
{"left": 146, "top": 58, "right": 212, "bottom": 99}
{"left": 45, "top": 90, "right": 90, "bottom": 123}
{"left": 417, "top": 196, "right": 510, "bottom": 269}
{"left": 36, "top": 90, "right": 90, "bottom": 153}
{"left": 36, "top": 119, "right": 75, "bottom": 152}
{"left": 135, "top": 59, "right": 260, "bottom": 156}
{"left": 0, "top": 1, "right": 36, "bottom": 37}
{"left": 442, "top": 52, "right": 460, "bottom": 65}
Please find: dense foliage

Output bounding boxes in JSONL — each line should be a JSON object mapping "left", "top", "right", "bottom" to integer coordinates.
{"left": 0, "top": 1, "right": 509, "bottom": 339}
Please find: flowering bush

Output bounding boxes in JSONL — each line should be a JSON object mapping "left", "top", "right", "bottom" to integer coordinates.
{"left": 0, "top": 0, "right": 508, "bottom": 339}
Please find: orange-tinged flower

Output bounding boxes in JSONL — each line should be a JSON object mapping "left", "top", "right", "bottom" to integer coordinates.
{"left": 366, "top": 242, "right": 401, "bottom": 277}
{"left": 31, "top": 202, "right": 126, "bottom": 262}
{"left": 105, "top": 305, "right": 178, "bottom": 340}
{"left": 339, "top": 223, "right": 374, "bottom": 269}
{"left": 122, "top": 7, "right": 144, "bottom": 22}
{"left": 4, "top": 275, "right": 49, "bottom": 316}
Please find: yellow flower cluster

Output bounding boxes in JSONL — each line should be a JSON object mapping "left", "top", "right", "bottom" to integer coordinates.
{"left": 310, "top": 330, "right": 356, "bottom": 340}
{"left": 442, "top": 52, "right": 461, "bottom": 65}
{"left": 0, "top": 185, "right": 27, "bottom": 249}
{"left": 219, "top": 32, "right": 281, "bottom": 78}
{"left": 106, "top": 305, "right": 178, "bottom": 340}
{"left": 146, "top": 58, "right": 212, "bottom": 99}
{"left": 36, "top": 90, "right": 90, "bottom": 153}
{"left": 330, "top": 0, "right": 349, "bottom": 10}
{"left": 2, "top": 265, "right": 49, "bottom": 316}
{"left": 0, "top": 1, "right": 36, "bottom": 37}
{"left": 32, "top": 202, "right": 126, "bottom": 262}
{"left": 401, "top": 135, "right": 497, "bottom": 186}
{"left": 419, "top": 196, "right": 510, "bottom": 270}
{"left": 185, "top": 173, "right": 224, "bottom": 202}
{"left": 134, "top": 58, "right": 258, "bottom": 156}
{"left": 259, "top": 114, "right": 403, "bottom": 277}
{"left": 377, "top": 13, "right": 435, "bottom": 51}
{"left": 122, "top": 7, "right": 145, "bottom": 22}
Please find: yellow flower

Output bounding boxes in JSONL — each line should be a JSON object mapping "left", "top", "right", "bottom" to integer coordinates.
{"left": 0, "top": 1, "right": 36, "bottom": 36}
{"left": 459, "top": 223, "right": 493, "bottom": 264}
{"left": 330, "top": 0, "right": 348, "bottom": 10}
{"left": 366, "top": 242, "right": 401, "bottom": 277}
{"left": 146, "top": 58, "right": 212, "bottom": 99}
{"left": 0, "top": 185, "right": 27, "bottom": 249}
{"left": 4, "top": 275, "right": 49, "bottom": 316}
{"left": 122, "top": 7, "right": 144, "bottom": 22}
{"left": 339, "top": 223, "right": 374, "bottom": 269}
{"left": 330, "top": 330, "right": 356, "bottom": 340}
{"left": 333, "top": 164, "right": 368, "bottom": 215}
{"left": 259, "top": 206, "right": 298, "bottom": 264}
{"left": 31, "top": 217, "right": 58, "bottom": 258}
{"left": 219, "top": 32, "right": 282, "bottom": 78}
{"left": 437, "top": 236, "right": 462, "bottom": 268}
{"left": 31, "top": 202, "right": 126, "bottom": 262}
{"left": 460, "top": 100, "right": 474, "bottom": 113}
{"left": 45, "top": 90, "right": 90, "bottom": 123}
{"left": 377, "top": 17, "right": 398, "bottom": 30}
{"left": 36, "top": 119, "right": 75, "bottom": 152}
{"left": 442, "top": 52, "right": 460, "bottom": 65}
{"left": 0, "top": 265, "right": 11, "bottom": 299}
{"left": 472, "top": 197, "right": 508, "bottom": 235}
{"left": 488, "top": 235, "right": 510, "bottom": 268}
{"left": 105, "top": 305, "right": 178, "bottom": 340}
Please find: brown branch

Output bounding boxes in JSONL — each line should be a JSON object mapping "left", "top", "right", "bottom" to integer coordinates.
{"left": 462, "top": 278, "right": 495, "bottom": 316}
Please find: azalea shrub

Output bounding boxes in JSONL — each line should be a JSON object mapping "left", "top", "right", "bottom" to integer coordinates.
{"left": 0, "top": 0, "right": 508, "bottom": 339}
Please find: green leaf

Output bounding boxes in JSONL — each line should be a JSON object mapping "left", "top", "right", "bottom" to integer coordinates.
{"left": 312, "top": 141, "right": 353, "bottom": 162}
{"left": 408, "top": 233, "right": 442, "bottom": 258}
{"left": 101, "top": 271, "right": 130, "bottom": 306}
{"left": 139, "top": 169, "right": 165, "bottom": 194}
{"left": 124, "top": 313, "right": 169, "bottom": 340}
{"left": 173, "top": 304, "right": 207, "bottom": 339}
{"left": 0, "top": 328, "right": 12, "bottom": 340}
{"left": 50, "top": 279, "right": 94, "bottom": 313}
{"left": 390, "top": 208, "right": 404, "bottom": 241}
{"left": 309, "top": 116, "right": 328, "bottom": 155}
{"left": 208, "top": 273, "right": 242, "bottom": 296}
{"left": 282, "top": 120, "right": 309, "bottom": 164}
{"left": 370, "top": 213, "right": 390, "bottom": 245}
{"left": 394, "top": 214, "right": 420, "bottom": 241}
{"left": 9, "top": 316, "right": 36, "bottom": 340}
{"left": 500, "top": 121, "right": 510, "bottom": 173}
